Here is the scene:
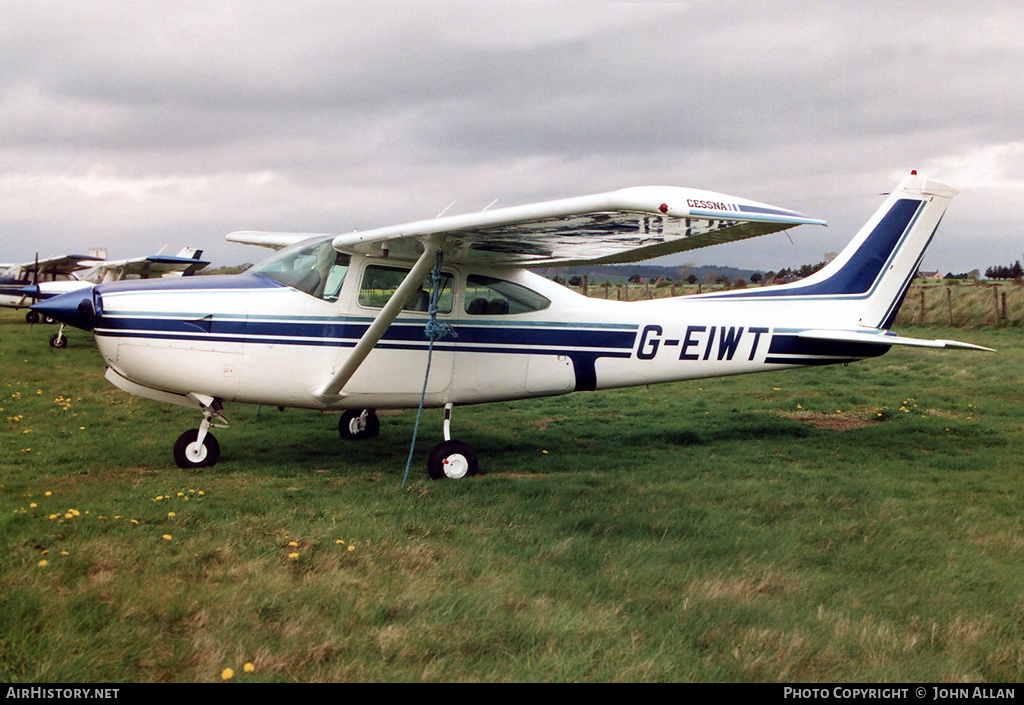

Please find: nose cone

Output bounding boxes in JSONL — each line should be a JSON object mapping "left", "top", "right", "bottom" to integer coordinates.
{"left": 30, "top": 289, "right": 100, "bottom": 331}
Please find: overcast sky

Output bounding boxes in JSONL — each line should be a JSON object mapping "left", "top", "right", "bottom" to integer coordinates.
{"left": 2, "top": 1, "right": 1022, "bottom": 273}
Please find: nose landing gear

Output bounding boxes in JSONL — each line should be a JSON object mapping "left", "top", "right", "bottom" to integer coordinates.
{"left": 173, "top": 396, "right": 229, "bottom": 469}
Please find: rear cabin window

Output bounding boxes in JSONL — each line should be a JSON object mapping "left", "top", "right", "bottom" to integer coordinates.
{"left": 464, "top": 275, "right": 550, "bottom": 315}
{"left": 358, "top": 265, "right": 454, "bottom": 313}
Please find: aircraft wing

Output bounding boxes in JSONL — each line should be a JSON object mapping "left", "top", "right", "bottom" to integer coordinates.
{"left": 799, "top": 329, "right": 994, "bottom": 352}
{"left": 92, "top": 252, "right": 209, "bottom": 281}
{"left": 226, "top": 231, "right": 330, "bottom": 250}
{"left": 25, "top": 254, "right": 101, "bottom": 275}
{"left": 326, "top": 186, "right": 827, "bottom": 266}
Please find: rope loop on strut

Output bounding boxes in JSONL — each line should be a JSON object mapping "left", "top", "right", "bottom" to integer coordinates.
{"left": 402, "top": 248, "right": 456, "bottom": 489}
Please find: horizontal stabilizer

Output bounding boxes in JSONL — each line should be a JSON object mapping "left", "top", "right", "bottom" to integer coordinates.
{"left": 798, "top": 329, "right": 994, "bottom": 352}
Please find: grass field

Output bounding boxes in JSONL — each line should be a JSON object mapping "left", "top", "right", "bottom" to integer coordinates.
{"left": 2, "top": 307, "right": 1023, "bottom": 682}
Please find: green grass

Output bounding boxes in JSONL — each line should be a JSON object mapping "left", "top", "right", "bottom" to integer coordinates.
{"left": 2, "top": 309, "right": 1024, "bottom": 682}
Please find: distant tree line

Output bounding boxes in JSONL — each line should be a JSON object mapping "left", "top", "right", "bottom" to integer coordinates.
{"left": 984, "top": 261, "right": 1024, "bottom": 280}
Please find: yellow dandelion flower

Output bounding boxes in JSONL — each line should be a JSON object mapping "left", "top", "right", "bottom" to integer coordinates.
{"left": 41, "top": 550, "right": 48, "bottom": 555}
{"left": 60, "top": 551, "right": 68, "bottom": 556}
{"left": 64, "top": 513, "right": 73, "bottom": 519}
{"left": 347, "top": 545, "right": 355, "bottom": 552}
{"left": 336, "top": 539, "right": 344, "bottom": 545}
{"left": 168, "top": 512, "right": 176, "bottom": 518}
{"left": 29, "top": 503, "right": 36, "bottom": 508}
{"left": 288, "top": 552, "right": 299, "bottom": 559}
{"left": 38, "top": 560, "right": 48, "bottom": 567}
{"left": 244, "top": 663, "right": 255, "bottom": 673}
{"left": 288, "top": 541, "right": 298, "bottom": 547}
{"left": 45, "top": 491, "right": 51, "bottom": 496}
{"left": 221, "top": 668, "right": 234, "bottom": 680}
{"left": 131, "top": 519, "right": 138, "bottom": 525}
{"left": 162, "top": 535, "right": 172, "bottom": 541}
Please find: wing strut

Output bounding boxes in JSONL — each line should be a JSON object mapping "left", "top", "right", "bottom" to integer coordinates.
{"left": 311, "top": 236, "right": 442, "bottom": 404}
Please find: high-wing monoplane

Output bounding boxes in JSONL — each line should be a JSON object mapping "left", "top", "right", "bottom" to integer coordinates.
{"left": 20, "top": 247, "right": 209, "bottom": 348}
{"left": 33, "top": 173, "right": 990, "bottom": 479}
{"left": 1, "top": 254, "right": 99, "bottom": 321}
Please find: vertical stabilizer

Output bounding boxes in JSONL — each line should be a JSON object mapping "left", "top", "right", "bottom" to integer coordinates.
{"left": 706, "top": 173, "right": 957, "bottom": 330}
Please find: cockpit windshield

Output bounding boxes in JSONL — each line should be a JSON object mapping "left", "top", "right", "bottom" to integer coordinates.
{"left": 250, "top": 236, "right": 350, "bottom": 301}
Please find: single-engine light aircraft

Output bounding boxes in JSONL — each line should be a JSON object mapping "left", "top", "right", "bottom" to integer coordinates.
{"left": 33, "top": 172, "right": 990, "bottom": 479}
{"left": 20, "top": 247, "right": 208, "bottom": 348}
{"left": 1, "top": 254, "right": 99, "bottom": 322}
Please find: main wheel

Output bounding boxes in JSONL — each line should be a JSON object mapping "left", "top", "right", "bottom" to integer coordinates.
{"left": 173, "top": 429, "right": 220, "bottom": 469}
{"left": 427, "top": 440, "right": 478, "bottom": 480}
{"left": 49, "top": 333, "right": 67, "bottom": 349}
{"left": 338, "top": 409, "right": 380, "bottom": 440}
{"left": 25, "top": 310, "right": 39, "bottom": 324}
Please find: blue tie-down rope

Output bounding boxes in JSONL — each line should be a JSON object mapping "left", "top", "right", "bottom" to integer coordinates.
{"left": 402, "top": 249, "right": 456, "bottom": 489}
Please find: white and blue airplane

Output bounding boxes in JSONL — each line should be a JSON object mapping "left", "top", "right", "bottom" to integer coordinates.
{"left": 33, "top": 172, "right": 990, "bottom": 479}
{"left": 1, "top": 254, "right": 99, "bottom": 322}
{"left": 19, "top": 247, "right": 209, "bottom": 348}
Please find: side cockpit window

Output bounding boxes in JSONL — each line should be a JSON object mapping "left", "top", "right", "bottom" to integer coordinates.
{"left": 465, "top": 275, "right": 550, "bottom": 315}
{"left": 251, "top": 238, "right": 349, "bottom": 301}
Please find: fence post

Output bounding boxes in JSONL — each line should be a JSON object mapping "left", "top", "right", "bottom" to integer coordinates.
{"left": 946, "top": 287, "right": 953, "bottom": 326}
{"left": 993, "top": 285, "right": 1000, "bottom": 323}
{"left": 919, "top": 288, "right": 926, "bottom": 323}
{"left": 582, "top": 275, "right": 588, "bottom": 298}
{"left": 1002, "top": 292, "right": 1007, "bottom": 321}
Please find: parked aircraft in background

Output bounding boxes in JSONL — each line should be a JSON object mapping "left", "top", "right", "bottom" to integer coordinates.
{"left": 33, "top": 173, "right": 989, "bottom": 479}
{"left": 1, "top": 254, "right": 99, "bottom": 322}
{"left": 18, "top": 248, "right": 208, "bottom": 347}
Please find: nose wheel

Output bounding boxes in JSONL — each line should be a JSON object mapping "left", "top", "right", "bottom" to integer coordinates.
{"left": 173, "top": 397, "right": 228, "bottom": 469}
{"left": 49, "top": 325, "right": 68, "bottom": 349}
{"left": 173, "top": 428, "right": 220, "bottom": 468}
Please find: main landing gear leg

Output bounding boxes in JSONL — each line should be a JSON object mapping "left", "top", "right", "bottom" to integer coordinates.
{"left": 173, "top": 398, "right": 228, "bottom": 469}
{"left": 427, "top": 403, "right": 478, "bottom": 480}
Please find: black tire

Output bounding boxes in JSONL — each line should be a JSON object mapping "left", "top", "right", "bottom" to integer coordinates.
{"left": 427, "top": 440, "right": 478, "bottom": 480}
{"left": 173, "top": 429, "right": 220, "bottom": 469}
{"left": 338, "top": 409, "right": 380, "bottom": 440}
{"left": 49, "top": 333, "right": 67, "bottom": 349}
{"left": 25, "top": 310, "right": 39, "bottom": 324}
